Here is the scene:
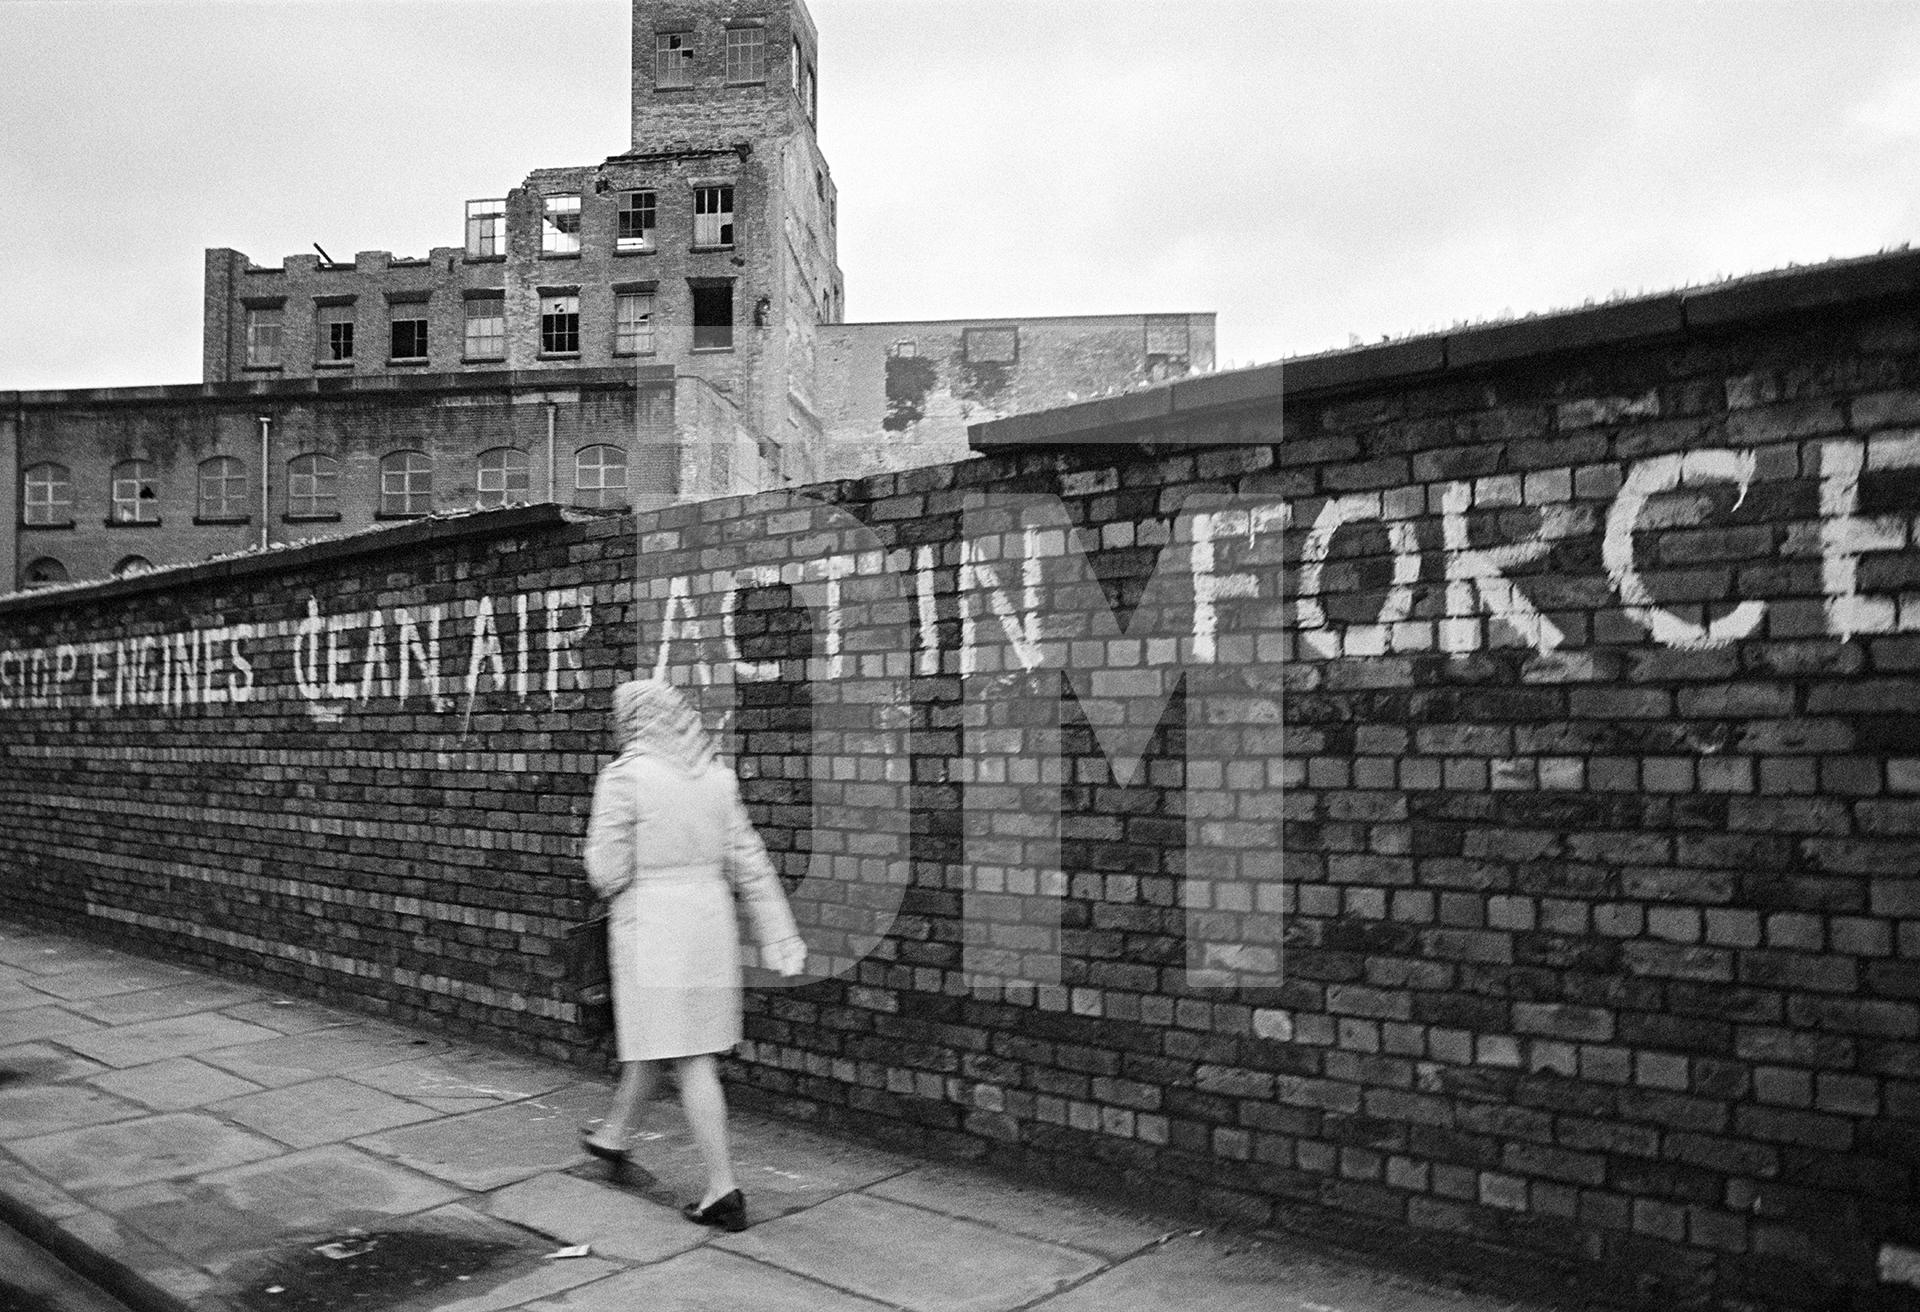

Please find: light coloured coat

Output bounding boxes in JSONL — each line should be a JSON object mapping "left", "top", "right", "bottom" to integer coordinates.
{"left": 583, "top": 752, "right": 798, "bottom": 1061}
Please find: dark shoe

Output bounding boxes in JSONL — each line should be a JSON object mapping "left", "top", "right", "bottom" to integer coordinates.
{"left": 580, "top": 1134, "right": 631, "bottom": 1182}
{"left": 682, "top": 1189, "right": 747, "bottom": 1232}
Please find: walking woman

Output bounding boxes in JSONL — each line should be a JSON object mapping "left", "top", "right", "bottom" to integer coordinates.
{"left": 580, "top": 679, "right": 806, "bottom": 1232}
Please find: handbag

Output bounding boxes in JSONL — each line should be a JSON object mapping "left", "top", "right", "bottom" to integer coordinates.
{"left": 561, "top": 906, "right": 613, "bottom": 1039}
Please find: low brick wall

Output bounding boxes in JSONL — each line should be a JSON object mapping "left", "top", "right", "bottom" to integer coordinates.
{"left": 3, "top": 256, "right": 1917, "bottom": 1311}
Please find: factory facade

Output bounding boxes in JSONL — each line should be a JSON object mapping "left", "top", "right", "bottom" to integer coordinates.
{"left": 5, "top": 0, "right": 1211, "bottom": 591}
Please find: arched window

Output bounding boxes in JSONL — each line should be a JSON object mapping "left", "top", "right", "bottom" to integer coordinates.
{"left": 112, "top": 555, "right": 154, "bottom": 579}
{"left": 476, "top": 447, "right": 530, "bottom": 509}
{"left": 22, "top": 463, "right": 73, "bottom": 526}
{"left": 379, "top": 450, "right": 433, "bottom": 517}
{"left": 287, "top": 454, "right": 340, "bottom": 519}
{"left": 109, "top": 459, "right": 160, "bottom": 525}
{"left": 22, "top": 558, "right": 67, "bottom": 588}
{"left": 197, "top": 457, "right": 248, "bottom": 520}
{"left": 574, "top": 445, "right": 629, "bottom": 508}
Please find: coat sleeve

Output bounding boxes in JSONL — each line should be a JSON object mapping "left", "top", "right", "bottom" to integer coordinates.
{"left": 582, "top": 762, "right": 637, "bottom": 898}
{"left": 722, "top": 774, "right": 801, "bottom": 948}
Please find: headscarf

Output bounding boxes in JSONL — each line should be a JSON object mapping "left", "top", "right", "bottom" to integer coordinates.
{"left": 610, "top": 679, "right": 717, "bottom": 775}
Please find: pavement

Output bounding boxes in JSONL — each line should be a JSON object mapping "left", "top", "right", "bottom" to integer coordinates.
{"left": 0, "top": 921, "right": 1556, "bottom": 1312}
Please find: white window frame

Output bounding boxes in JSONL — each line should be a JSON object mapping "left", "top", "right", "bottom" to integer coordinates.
{"left": 614, "top": 291, "right": 655, "bottom": 356}
{"left": 693, "top": 185, "right": 734, "bottom": 248}
{"left": 22, "top": 463, "right": 73, "bottom": 526}
{"left": 110, "top": 459, "right": 159, "bottom": 525}
{"left": 542, "top": 194, "right": 582, "bottom": 255}
{"left": 656, "top": 32, "right": 694, "bottom": 87}
{"left": 476, "top": 447, "right": 531, "bottom": 509}
{"left": 465, "top": 199, "right": 506, "bottom": 258}
{"left": 464, "top": 297, "right": 506, "bottom": 361}
{"left": 287, "top": 454, "right": 340, "bottom": 519}
{"left": 198, "top": 456, "right": 248, "bottom": 520}
{"left": 245, "top": 306, "right": 283, "bottom": 368}
{"left": 540, "top": 294, "right": 581, "bottom": 355}
{"left": 617, "top": 190, "right": 657, "bottom": 252}
{"left": 574, "top": 444, "right": 629, "bottom": 508}
{"left": 725, "top": 27, "right": 765, "bottom": 83}
{"left": 379, "top": 450, "right": 433, "bottom": 518}
{"left": 316, "top": 303, "right": 354, "bottom": 363}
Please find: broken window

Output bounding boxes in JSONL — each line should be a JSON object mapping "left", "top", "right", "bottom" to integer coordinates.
{"left": 574, "top": 444, "right": 629, "bottom": 508}
{"left": 464, "top": 296, "right": 505, "bottom": 360}
{"left": 542, "top": 194, "right": 581, "bottom": 255}
{"left": 317, "top": 303, "right": 354, "bottom": 363}
{"left": 656, "top": 32, "right": 694, "bottom": 87}
{"left": 112, "top": 555, "right": 153, "bottom": 579}
{"left": 615, "top": 292, "right": 655, "bottom": 355}
{"left": 692, "top": 283, "right": 733, "bottom": 351}
{"left": 389, "top": 301, "right": 429, "bottom": 361}
{"left": 963, "top": 326, "right": 1018, "bottom": 365}
{"left": 286, "top": 454, "right": 339, "bottom": 518}
{"left": 617, "top": 191, "right": 657, "bottom": 252}
{"left": 476, "top": 447, "right": 530, "bottom": 508}
{"left": 465, "top": 199, "right": 506, "bottom": 258}
{"left": 198, "top": 457, "right": 247, "bottom": 520}
{"left": 725, "top": 27, "right": 765, "bottom": 83}
{"left": 22, "top": 463, "right": 73, "bottom": 526}
{"left": 109, "top": 460, "right": 160, "bottom": 525}
{"left": 693, "top": 186, "right": 734, "bottom": 248}
{"left": 540, "top": 294, "right": 580, "bottom": 355}
{"left": 22, "top": 557, "right": 67, "bottom": 588}
{"left": 379, "top": 450, "right": 433, "bottom": 517}
{"left": 245, "top": 306, "right": 282, "bottom": 368}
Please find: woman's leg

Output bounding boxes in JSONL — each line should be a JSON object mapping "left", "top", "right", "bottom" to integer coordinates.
{"left": 590, "top": 1059, "right": 658, "bottom": 1150}
{"left": 675, "top": 1053, "right": 738, "bottom": 1207}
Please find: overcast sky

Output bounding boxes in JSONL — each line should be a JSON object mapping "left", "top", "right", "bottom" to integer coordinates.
{"left": 2, "top": 0, "right": 1918, "bottom": 392}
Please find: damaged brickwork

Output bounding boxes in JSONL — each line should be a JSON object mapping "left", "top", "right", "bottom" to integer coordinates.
{"left": 2, "top": 252, "right": 1919, "bottom": 1310}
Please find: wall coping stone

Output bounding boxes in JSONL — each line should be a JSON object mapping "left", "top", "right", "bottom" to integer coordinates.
{"left": 971, "top": 246, "right": 1920, "bottom": 449}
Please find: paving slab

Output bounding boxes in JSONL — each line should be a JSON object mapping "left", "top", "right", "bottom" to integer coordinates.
{"left": 219, "top": 999, "right": 370, "bottom": 1035}
{"left": 0, "top": 1005, "right": 104, "bottom": 1048}
{"left": 199, "top": 1024, "right": 450, "bottom": 1087}
{"left": 16, "top": 960, "right": 196, "bottom": 1002}
{"left": 44, "top": 1205, "right": 223, "bottom": 1309}
{"left": 865, "top": 1165, "right": 1174, "bottom": 1261}
{"left": 519, "top": 1247, "right": 895, "bottom": 1312}
{"left": 586, "top": 1097, "right": 911, "bottom": 1218}
{"left": 87, "top": 1056, "right": 267, "bottom": 1111}
{"left": 70, "top": 979, "right": 263, "bottom": 1027}
{"left": 61, "top": 1011, "right": 285, "bottom": 1069}
{"left": 9, "top": 1111, "right": 285, "bottom": 1193}
{"left": 0, "top": 1040, "right": 111, "bottom": 1085}
{"left": 0, "top": 978, "right": 58, "bottom": 1012}
{"left": 352, "top": 1083, "right": 606, "bottom": 1192}
{"left": 1033, "top": 1231, "right": 1521, "bottom": 1312}
{"left": 89, "top": 1144, "right": 465, "bottom": 1270}
{"left": 216, "top": 1201, "right": 614, "bottom": 1312}
{"left": 214, "top": 1075, "right": 442, "bottom": 1148}
{"left": 0, "top": 1083, "right": 149, "bottom": 1139}
{"left": 484, "top": 1171, "right": 705, "bottom": 1263}
{"left": 718, "top": 1190, "right": 1101, "bottom": 1312}
{"left": 0, "top": 937, "right": 115, "bottom": 975}
{"left": 0, "top": 1154, "right": 90, "bottom": 1222}
{"left": 345, "top": 1048, "right": 575, "bottom": 1114}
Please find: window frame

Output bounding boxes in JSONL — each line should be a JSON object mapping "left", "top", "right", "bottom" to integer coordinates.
{"left": 464, "top": 295, "right": 506, "bottom": 361}
{"left": 388, "top": 301, "right": 430, "bottom": 362}
{"left": 112, "top": 555, "right": 154, "bottom": 580}
{"left": 540, "top": 293, "right": 581, "bottom": 356}
{"left": 656, "top": 32, "right": 694, "bottom": 88}
{"left": 22, "top": 557, "right": 68, "bottom": 589}
{"left": 617, "top": 190, "right": 657, "bottom": 253}
{"left": 724, "top": 26, "right": 766, "bottom": 84}
{"left": 378, "top": 449, "right": 434, "bottom": 519}
{"left": 614, "top": 290, "right": 656, "bottom": 356}
{"left": 21, "top": 462, "right": 74, "bottom": 528}
{"left": 316, "top": 302, "right": 355, "bottom": 365}
{"left": 108, "top": 459, "right": 161, "bottom": 526}
{"left": 692, "top": 185, "right": 735, "bottom": 249}
{"left": 465, "top": 198, "right": 507, "bottom": 259}
{"left": 691, "top": 283, "right": 734, "bottom": 352}
{"left": 244, "top": 306, "right": 283, "bottom": 369}
{"left": 196, "top": 456, "right": 249, "bottom": 523}
{"left": 285, "top": 453, "right": 341, "bottom": 521}
{"left": 573, "top": 444, "right": 630, "bottom": 508}
{"left": 542, "top": 194, "right": 582, "bottom": 256}
{"left": 475, "top": 447, "right": 531, "bottom": 509}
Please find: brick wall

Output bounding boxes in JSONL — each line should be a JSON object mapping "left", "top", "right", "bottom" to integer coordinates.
{"left": 3, "top": 254, "right": 1918, "bottom": 1311}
